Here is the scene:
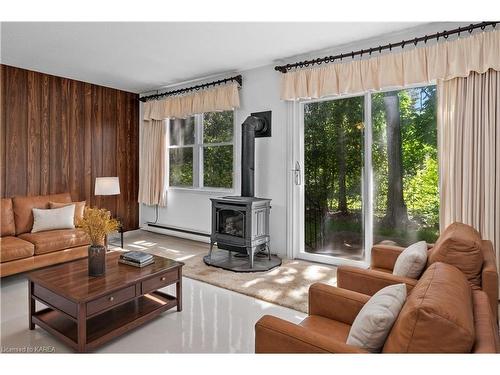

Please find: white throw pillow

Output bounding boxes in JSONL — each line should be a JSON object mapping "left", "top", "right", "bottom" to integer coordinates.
{"left": 346, "top": 283, "right": 407, "bottom": 352}
{"left": 31, "top": 204, "right": 76, "bottom": 233}
{"left": 393, "top": 241, "right": 428, "bottom": 278}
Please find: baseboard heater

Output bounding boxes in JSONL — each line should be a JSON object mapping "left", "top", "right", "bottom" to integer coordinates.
{"left": 146, "top": 222, "right": 210, "bottom": 237}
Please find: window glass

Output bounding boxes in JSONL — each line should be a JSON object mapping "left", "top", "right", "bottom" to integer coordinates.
{"left": 203, "top": 145, "right": 233, "bottom": 189}
{"left": 169, "top": 117, "right": 195, "bottom": 146}
{"left": 303, "top": 96, "right": 365, "bottom": 260}
{"left": 169, "top": 147, "right": 193, "bottom": 187}
{"left": 372, "top": 86, "right": 439, "bottom": 246}
{"left": 203, "top": 111, "right": 233, "bottom": 143}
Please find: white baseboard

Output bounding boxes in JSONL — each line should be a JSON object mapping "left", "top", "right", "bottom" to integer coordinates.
{"left": 139, "top": 224, "right": 211, "bottom": 244}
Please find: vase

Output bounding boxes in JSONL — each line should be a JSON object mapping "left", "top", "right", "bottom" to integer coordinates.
{"left": 88, "top": 245, "right": 106, "bottom": 277}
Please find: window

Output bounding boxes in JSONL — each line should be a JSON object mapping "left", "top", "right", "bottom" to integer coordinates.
{"left": 303, "top": 85, "right": 438, "bottom": 260}
{"left": 168, "top": 111, "right": 234, "bottom": 189}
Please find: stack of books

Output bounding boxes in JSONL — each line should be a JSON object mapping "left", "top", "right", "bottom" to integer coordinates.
{"left": 119, "top": 251, "right": 154, "bottom": 268}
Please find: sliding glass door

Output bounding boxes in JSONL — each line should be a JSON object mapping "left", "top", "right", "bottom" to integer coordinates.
{"left": 292, "top": 85, "right": 438, "bottom": 266}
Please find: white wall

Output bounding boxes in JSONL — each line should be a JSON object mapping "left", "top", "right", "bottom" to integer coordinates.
{"left": 139, "top": 22, "right": 464, "bottom": 256}
{"left": 140, "top": 65, "right": 290, "bottom": 255}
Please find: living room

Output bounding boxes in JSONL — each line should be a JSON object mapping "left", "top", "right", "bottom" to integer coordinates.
{"left": 1, "top": 1, "right": 499, "bottom": 373}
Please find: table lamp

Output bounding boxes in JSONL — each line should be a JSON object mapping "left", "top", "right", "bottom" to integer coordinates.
{"left": 95, "top": 177, "right": 123, "bottom": 248}
{"left": 95, "top": 177, "right": 120, "bottom": 196}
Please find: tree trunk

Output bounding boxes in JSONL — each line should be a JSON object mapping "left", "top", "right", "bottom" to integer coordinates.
{"left": 383, "top": 92, "right": 408, "bottom": 228}
{"left": 336, "top": 119, "right": 348, "bottom": 215}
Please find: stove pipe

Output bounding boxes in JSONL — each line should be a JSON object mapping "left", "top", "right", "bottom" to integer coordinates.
{"left": 241, "top": 116, "right": 265, "bottom": 197}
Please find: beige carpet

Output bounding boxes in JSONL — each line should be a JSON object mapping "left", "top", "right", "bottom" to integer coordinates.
{"left": 117, "top": 230, "right": 337, "bottom": 313}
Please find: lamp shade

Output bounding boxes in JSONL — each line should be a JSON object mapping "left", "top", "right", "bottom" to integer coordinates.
{"left": 95, "top": 177, "right": 120, "bottom": 196}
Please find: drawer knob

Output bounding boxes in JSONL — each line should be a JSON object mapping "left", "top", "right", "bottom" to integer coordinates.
{"left": 108, "top": 296, "right": 114, "bottom": 302}
{"left": 160, "top": 277, "right": 166, "bottom": 281}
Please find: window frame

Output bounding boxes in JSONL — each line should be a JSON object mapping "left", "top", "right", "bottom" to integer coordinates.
{"left": 167, "top": 111, "right": 235, "bottom": 192}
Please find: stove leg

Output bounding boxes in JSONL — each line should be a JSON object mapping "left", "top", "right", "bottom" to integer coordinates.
{"left": 249, "top": 246, "right": 255, "bottom": 269}
{"left": 267, "top": 242, "right": 271, "bottom": 260}
{"left": 208, "top": 241, "right": 214, "bottom": 259}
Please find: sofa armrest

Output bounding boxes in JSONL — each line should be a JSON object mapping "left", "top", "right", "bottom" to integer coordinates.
{"left": 308, "top": 283, "right": 369, "bottom": 325}
{"left": 337, "top": 266, "right": 418, "bottom": 296}
{"left": 255, "top": 315, "right": 368, "bottom": 353}
{"left": 481, "top": 240, "right": 498, "bottom": 322}
{"left": 370, "top": 244, "right": 405, "bottom": 271}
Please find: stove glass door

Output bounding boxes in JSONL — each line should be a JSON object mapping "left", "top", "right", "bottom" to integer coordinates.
{"left": 217, "top": 209, "right": 245, "bottom": 238}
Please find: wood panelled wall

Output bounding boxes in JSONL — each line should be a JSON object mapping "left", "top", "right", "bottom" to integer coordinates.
{"left": 0, "top": 65, "right": 139, "bottom": 230}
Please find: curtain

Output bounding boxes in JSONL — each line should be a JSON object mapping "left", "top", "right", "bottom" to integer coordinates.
{"left": 143, "top": 82, "right": 240, "bottom": 120}
{"left": 281, "top": 29, "right": 500, "bottom": 100}
{"left": 138, "top": 119, "right": 167, "bottom": 206}
{"left": 438, "top": 69, "right": 500, "bottom": 289}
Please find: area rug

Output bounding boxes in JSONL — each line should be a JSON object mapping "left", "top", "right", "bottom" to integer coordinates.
{"left": 117, "top": 231, "right": 338, "bottom": 313}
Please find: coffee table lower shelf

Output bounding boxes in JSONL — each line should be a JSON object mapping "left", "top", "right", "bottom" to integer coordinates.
{"left": 32, "top": 291, "right": 177, "bottom": 352}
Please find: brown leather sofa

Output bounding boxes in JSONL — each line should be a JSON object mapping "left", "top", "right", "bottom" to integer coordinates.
{"left": 0, "top": 193, "right": 89, "bottom": 277}
{"left": 337, "top": 223, "right": 499, "bottom": 321}
{"left": 255, "top": 262, "right": 500, "bottom": 353}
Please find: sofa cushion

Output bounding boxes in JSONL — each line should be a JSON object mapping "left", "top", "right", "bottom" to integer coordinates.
{"left": 49, "top": 201, "right": 86, "bottom": 225}
{"left": 0, "top": 236, "right": 35, "bottom": 262}
{"left": 12, "top": 193, "right": 72, "bottom": 235}
{"left": 428, "top": 222, "right": 483, "bottom": 288}
{"left": 347, "top": 283, "right": 407, "bottom": 352}
{"left": 393, "top": 241, "right": 428, "bottom": 278}
{"left": 383, "top": 262, "right": 475, "bottom": 353}
{"left": 32, "top": 205, "right": 75, "bottom": 233}
{"left": 19, "top": 228, "right": 89, "bottom": 255}
{"left": 1, "top": 198, "right": 15, "bottom": 237}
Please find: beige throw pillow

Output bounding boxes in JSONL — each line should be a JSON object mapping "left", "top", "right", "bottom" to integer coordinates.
{"left": 347, "top": 283, "right": 407, "bottom": 352}
{"left": 31, "top": 205, "right": 76, "bottom": 233}
{"left": 393, "top": 241, "right": 428, "bottom": 278}
{"left": 49, "top": 201, "right": 86, "bottom": 225}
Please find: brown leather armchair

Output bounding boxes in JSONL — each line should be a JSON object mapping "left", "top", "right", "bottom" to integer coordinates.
{"left": 337, "top": 239, "right": 498, "bottom": 322}
{"left": 255, "top": 263, "right": 500, "bottom": 353}
{"left": 255, "top": 283, "right": 370, "bottom": 353}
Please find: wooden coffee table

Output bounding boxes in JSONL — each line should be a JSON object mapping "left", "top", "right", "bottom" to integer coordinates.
{"left": 28, "top": 251, "right": 184, "bottom": 352}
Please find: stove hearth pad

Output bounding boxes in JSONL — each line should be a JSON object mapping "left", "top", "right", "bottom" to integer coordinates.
{"left": 203, "top": 248, "right": 282, "bottom": 272}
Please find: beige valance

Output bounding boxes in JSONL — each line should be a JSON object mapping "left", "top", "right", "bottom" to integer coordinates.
{"left": 281, "top": 29, "right": 500, "bottom": 100}
{"left": 144, "top": 82, "right": 240, "bottom": 120}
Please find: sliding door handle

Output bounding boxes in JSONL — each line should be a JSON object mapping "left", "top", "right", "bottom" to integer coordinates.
{"left": 291, "top": 161, "right": 302, "bottom": 185}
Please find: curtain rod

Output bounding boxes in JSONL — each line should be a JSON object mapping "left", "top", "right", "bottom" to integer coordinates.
{"left": 274, "top": 21, "right": 498, "bottom": 74}
{"left": 139, "top": 74, "right": 242, "bottom": 102}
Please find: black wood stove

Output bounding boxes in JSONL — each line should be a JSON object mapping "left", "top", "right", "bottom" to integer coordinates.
{"left": 204, "top": 112, "right": 281, "bottom": 272}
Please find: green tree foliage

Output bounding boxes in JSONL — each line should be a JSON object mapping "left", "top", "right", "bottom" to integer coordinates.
{"left": 304, "top": 97, "right": 364, "bottom": 247}
{"left": 204, "top": 145, "right": 233, "bottom": 188}
{"left": 203, "top": 111, "right": 234, "bottom": 188}
{"left": 169, "top": 148, "right": 194, "bottom": 187}
{"left": 203, "top": 111, "right": 233, "bottom": 143}
{"left": 304, "top": 96, "right": 364, "bottom": 213}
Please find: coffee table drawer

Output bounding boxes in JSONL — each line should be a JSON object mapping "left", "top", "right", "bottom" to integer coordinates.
{"left": 142, "top": 271, "right": 177, "bottom": 294}
{"left": 86, "top": 285, "right": 136, "bottom": 316}
{"left": 33, "top": 284, "right": 77, "bottom": 318}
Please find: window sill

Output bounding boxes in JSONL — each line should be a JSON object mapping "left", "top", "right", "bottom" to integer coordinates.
{"left": 168, "top": 186, "right": 235, "bottom": 195}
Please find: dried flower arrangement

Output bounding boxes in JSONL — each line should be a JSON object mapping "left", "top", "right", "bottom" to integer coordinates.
{"left": 77, "top": 207, "right": 119, "bottom": 246}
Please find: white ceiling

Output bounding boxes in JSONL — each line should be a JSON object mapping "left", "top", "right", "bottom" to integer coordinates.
{"left": 1, "top": 22, "right": 431, "bottom": 93}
